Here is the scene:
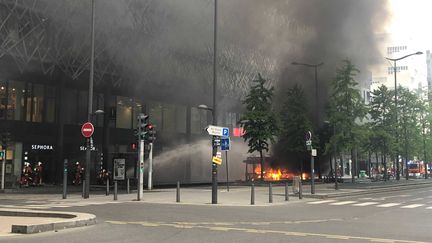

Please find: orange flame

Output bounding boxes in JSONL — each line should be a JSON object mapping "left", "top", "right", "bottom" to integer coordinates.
{"left": 253, "top": 165, "right": 294, "bottom": 181}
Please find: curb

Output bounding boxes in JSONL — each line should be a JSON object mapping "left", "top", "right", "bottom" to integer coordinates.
{"left": 0, "top": 209, "right": 96, "bottom": 234}
{"left": 302, "top": 182, "right": 432, "bottom": 199}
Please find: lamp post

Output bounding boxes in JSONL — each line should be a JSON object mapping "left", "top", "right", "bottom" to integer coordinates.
{"left": 198, "top": 104, "right": 218, "bottom": 204}
{"left": 292, "top": 61, "right": 323, "bottom": 189}
{"left": 386, "top": 51, "right": 423, "bottom": 181}
{"left": 84, "top": 0, "right": 96, "bottom": 199}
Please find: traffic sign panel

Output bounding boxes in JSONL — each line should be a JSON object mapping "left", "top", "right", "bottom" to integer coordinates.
{"left": 81, "top": 122, "right": 94, "bottom": 138}
{"left": 212, "top": 156, "right": 222, "bottom": 165}
{"left": 206, "top": 125, "right": 229, "bottom": 137}
{"left": 221, "top": 138, "right": 230, "bottom": 151}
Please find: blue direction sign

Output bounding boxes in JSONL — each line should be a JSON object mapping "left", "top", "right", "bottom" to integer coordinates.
{"left": 222, "top": 127, "right": 229, "bottom": 137}
{"left": 221, "top": 138, "right": 230, "bottom": 151}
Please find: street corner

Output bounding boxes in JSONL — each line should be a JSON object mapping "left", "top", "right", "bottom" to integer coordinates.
{"left": 0, "top": 208, "right": 96, "bottom": 235}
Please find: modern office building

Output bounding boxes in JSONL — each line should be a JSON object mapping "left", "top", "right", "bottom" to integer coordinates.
{"left": 0, "top": 1, "right": 276, "bottom": 187}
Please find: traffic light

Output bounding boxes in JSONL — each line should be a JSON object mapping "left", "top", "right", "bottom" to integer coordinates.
{"left": 146, "top": 124, "right": 156, "bottom": 143}
{"left": 137, "top": 113, "right": 149, "bottom": 140}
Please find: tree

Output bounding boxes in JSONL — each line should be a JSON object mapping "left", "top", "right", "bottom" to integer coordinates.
{"left": 367, "top": 85, "right": 396, "bottom": 179}
{"left": 326, "top": 60, "right": 365, "bottom": 180}
{"left": 277, "top": 84, "right": 313, "bottom": 173}
{"left": 240, "top": 74, "right": 279, "bottom": 181}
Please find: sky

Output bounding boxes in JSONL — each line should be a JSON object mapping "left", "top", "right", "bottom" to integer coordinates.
{"left": 387, "top": 0, "right": 432, "bottom": 50}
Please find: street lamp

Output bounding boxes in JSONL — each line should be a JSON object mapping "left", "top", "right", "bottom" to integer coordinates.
{"left": 84, "top": 0, "right": 96, "bottom": 199}
{"left": 292, "top": 61, "right": 323, "bottom": 192}
{"left": 198, "top": 103, "right": 218, "bottom": 204}
{"left": 385, "top": 51, "right": 423, "bottom": 181}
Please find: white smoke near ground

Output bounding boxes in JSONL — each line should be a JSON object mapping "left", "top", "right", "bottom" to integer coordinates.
{"left": 147, "top": 139, "right": 250, "bottom": 184}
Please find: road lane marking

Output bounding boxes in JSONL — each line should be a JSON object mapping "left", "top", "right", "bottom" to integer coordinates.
{"left": 329, "top": 201, "right": 357, "bottom": 205}
{"left": 426, "top": 206, "right": 432, "bottom": 209}
{"left": 106, "top": 220, "right": 430, "bottom": 243}
{"left": 401, "top": 204, "right": 424, "bottom": 209}
{"left": 376, "top": 203, "right": 400, "bottom": 208}
{"left": 307, "top": 200, "right": 336, "bottom": 204}
{"left": 353, "top": 202, "right": 379, "bottom": 207}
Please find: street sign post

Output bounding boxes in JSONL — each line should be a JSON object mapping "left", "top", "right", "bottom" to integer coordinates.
{"left": 206, "top": 125, "right": 229, "bottom": 137}
{"left": 81, "top": 122, "right": 94, "bottom": 138}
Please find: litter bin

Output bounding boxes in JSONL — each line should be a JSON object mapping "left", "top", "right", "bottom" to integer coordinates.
{"left": 359, "top": 170, "right": 366, "bottom": 178}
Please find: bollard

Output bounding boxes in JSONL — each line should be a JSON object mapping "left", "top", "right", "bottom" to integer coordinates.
{"left": 106, "top": 177, "right": 110, "bottom": 196}
{"left": 250, "top": 183, "right": 255, "bottom": 205}
{"left": 268, "top": 183, "right": 273, "bottom": 203}
{"left": 299, "top": 179, "right": 303, "bottom": 200}
{"left": 114, "top": 180, "right": 118, "bottom": 201}
{"left": 176, "top": 181, "right": 180, "bottom": 203}
{"left": 82, "top": 180, "right": 85, "bottom": 198}
{"left": 285, "top": 181, "right": 289, "bottom": 201}
{"left": 127, "top": 178, "right": 130, "bottom": 194}
{"left": 62, "top": 159, "right": 68, "bottom": 199}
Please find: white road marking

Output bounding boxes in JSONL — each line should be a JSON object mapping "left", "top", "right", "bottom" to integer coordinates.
{"left": 400, "top": 204, "right": 424, "bottom": 209}
{"left": 376, "top": 203, "right": 401, "bottom": 208}
{"left": 426, "top": 206, "right": 432, "bottom": 209}
{"left": 353, "top": 202, "right": 378, "bottom": 207}
{"left": 307, "top": 200, "right": 336, "bottom": 205}
{"left": 329, "top": 201, "right": 357, "bottom": 206}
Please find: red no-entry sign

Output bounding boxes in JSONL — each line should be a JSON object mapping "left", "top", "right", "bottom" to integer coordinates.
{"left": 81, "top": 122, "right": 94, "bottom": 138}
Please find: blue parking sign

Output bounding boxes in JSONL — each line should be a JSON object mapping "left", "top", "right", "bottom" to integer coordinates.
{"left": 222, "top": 127, "right": 229, "bottom": 137}
{"left": 221, "top": 138, "right": 230, "bottom": 151}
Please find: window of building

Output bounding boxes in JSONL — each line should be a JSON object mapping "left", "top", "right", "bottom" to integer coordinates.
{"left": 32, "top": 84, "right": 44, "bottom": 122}
{"left": 77, "top": 90, "right": 88, "bottom": 123}
{"left": 0, "top": 81, "right": 6, "bottom": 120}
{"left": 148, "top": 102, "right": 162, "bottom": 130}
{"left": 132, "top": 99, "right": 142, "bottom": 129}
{"left": 191, "top": 107, "right": 208, "bottom": 134}
{"left": 64, "top": 89, "right": 78, "bottom": 124}
{"left": 116, "top": 96, "right": 133, "bottom": 129}
{"left": 7, "top": 81, "right": 25, "bottom": 121}
{"left": 176, "top": 105, "right": 187, "bottom": 133}
{"left": 44, "top": 86, "right": 55, "bottom": 123}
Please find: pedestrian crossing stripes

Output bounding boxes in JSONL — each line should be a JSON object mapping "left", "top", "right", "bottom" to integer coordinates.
{"left": 400, "top": 204, "right": 424, "bottom": 209}
{"left": 307, "top": 200, "right": 432, "bottom": 210}
{"left": 376, "top": 203, "right": 400, "bottom": 208}
{"left": 353, "top": 202, "right": 378, "bottom": 207}
{"left": 329, "top": 201, "right": 357, "bottom": 205}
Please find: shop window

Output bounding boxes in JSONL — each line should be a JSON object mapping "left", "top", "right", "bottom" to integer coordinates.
{"left": 44, "top": 86, "right": 55, "bottom": 123}
{"left": 0, "top": 81, "right": 7, "bottom": 120}
{"left": 64, "top": 89, "right": 78, "bottom": 124}
{"left": 116, "top": 96, "right": 132, "bottom": 129}
{"left": 31, "top": 84, "right": 44, "bottom": 122}
{"left": 8, "top": 81, "right": 25, "bottom": 121}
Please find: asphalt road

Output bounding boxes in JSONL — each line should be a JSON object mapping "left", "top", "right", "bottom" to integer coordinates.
{"left": 2, "top": 187, "right": 432, "bottom": 243}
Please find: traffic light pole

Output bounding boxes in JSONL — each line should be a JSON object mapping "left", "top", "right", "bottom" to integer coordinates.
{"left": 148, "top": 143, "right": 153, "bottom": 190}
{"left": 1, "top": 149, "right": 5, "bottom": 190}
{"left": 138, "top": 138, "right": 144, "bottom": 201}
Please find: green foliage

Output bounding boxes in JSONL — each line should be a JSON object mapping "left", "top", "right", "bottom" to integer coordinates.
{"left": 278, "top": 84, "right": 313, "bottom": 155}
{"left": 240, "top": 74, "right": 279, "bottom": 154}
{"left": 326, "top": 60, "right": 365, "bottom": 154}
